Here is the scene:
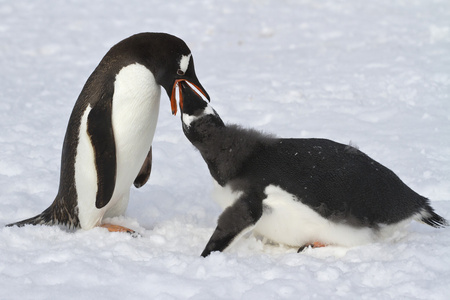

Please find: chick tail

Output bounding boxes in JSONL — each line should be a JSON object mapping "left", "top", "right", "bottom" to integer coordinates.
{"left": 420, "top": 206, "right": 448, "bottom": 228}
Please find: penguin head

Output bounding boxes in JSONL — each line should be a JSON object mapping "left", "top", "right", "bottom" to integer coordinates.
{"left": 144, "top": 33, "right": 210, "bottom": 115}
{"left": 178, "top": 81, "right": 209, "bottom": 116}
{"left": 177, "top": 80, "right": 224, "bottom": 139}
{"left": 167, "top": 52, "right": 210, "bottom": 116}
{"left": 109, "top": 32, "right": 210, "bottom": 115}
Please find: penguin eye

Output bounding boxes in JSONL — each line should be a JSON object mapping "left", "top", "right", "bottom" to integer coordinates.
{"left": 177, "top": 69, "right": 185, "bottom": 76}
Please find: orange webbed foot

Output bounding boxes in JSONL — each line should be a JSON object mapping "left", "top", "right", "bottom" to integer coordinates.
{"left": 298, "top": 241, "right": 327, "bottom": 253}
{"left": 100, "top": 224, "right": 140, "bottom": 237}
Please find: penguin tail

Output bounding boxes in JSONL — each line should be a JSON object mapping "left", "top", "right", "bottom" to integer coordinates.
{"left": 419, "top": 206, "right": 449, "bottom": 228}
{"left": 6, "top": 196, "right": 80, "bottom": 229}
{"left": 5, "top": 210, "right": 55, "bottom": 228}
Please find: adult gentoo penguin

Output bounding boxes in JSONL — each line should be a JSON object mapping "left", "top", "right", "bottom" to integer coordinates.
{"left": 7, "top": 33, "right": 209, "bottom": 233}
{"left": 176, "top": 81, "right": 448, "bottom": 257}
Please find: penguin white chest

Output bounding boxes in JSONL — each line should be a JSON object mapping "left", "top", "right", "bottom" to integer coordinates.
{"left": 254, "top": 185, "right": 379, "bottom": 247}
{"left": 111, "top": 63, "right": 160, "bottom": 193}
{"left": 75, "top": 63, "right": 160, "bottom": 229}
{"left": 212, "top": 183, "right": 379, "bottom": 248}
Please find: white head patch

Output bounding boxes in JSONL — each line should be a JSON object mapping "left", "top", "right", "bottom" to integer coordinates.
{"left": 178, "top": 54, "right": 192, "bottom": 74}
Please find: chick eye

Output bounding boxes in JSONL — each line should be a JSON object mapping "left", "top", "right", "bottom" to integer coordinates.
{"left": 177, "top": 69, "right": 185, "bottom": 76}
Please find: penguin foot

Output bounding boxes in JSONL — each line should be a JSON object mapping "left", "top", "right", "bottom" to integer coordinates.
{"left": 100, "top": 224, "right": 140, "bottom": 237}
{"left": 297, "top": 241, "right": 326, "bottom": 253}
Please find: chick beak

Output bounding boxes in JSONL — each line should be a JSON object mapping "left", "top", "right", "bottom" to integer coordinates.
{"left": 170, "top": 79, "right": 209, "bottom": 115}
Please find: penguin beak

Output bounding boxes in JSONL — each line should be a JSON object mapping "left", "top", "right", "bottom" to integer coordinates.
{"left": 170, "top": 79, "right": 209, "bottom": 115}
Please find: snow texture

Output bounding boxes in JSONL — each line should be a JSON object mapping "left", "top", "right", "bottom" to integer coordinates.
{"left": 1, "top": 0, "right": 449, "bottom": 299}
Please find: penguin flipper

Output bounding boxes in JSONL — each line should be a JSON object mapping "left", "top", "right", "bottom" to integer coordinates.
{"left": 133, "top": 147, "right": 152, "bottom": 188}
{"left": 87, "top": 100, "right": 117, "bottom": 209}
{"left": 201, "top": 196, "right": 262, "bottom": 257}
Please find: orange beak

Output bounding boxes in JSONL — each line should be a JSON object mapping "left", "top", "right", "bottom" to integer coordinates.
{"left": 170, "top": 79, "right": 208, "bottom": 115}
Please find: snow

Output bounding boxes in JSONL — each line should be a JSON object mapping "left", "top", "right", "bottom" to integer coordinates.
{"left": 1, "top": 0, "right": 449, "bottom": 299}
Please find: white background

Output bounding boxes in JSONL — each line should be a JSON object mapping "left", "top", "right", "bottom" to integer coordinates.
{"left": 0, "top": 1, "right": 449, "bottom": 299}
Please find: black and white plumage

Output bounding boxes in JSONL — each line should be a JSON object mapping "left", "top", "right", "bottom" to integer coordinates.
{"left": 177, "top": 81, "right": 448, "bottom": 257}
{"left": 7, "top": 33, "right": 209, "bottom": 232}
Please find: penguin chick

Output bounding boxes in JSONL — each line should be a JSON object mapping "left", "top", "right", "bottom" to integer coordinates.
{"left": 7, "top": 33, "right": 209, "bottom": 233}
{"left": 176, "top": 81, "right": 448, "bottom": 257}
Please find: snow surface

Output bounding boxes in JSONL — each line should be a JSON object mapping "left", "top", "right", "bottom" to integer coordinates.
{"left": 1, "top": 0, "right": 450, "bottom": 299}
